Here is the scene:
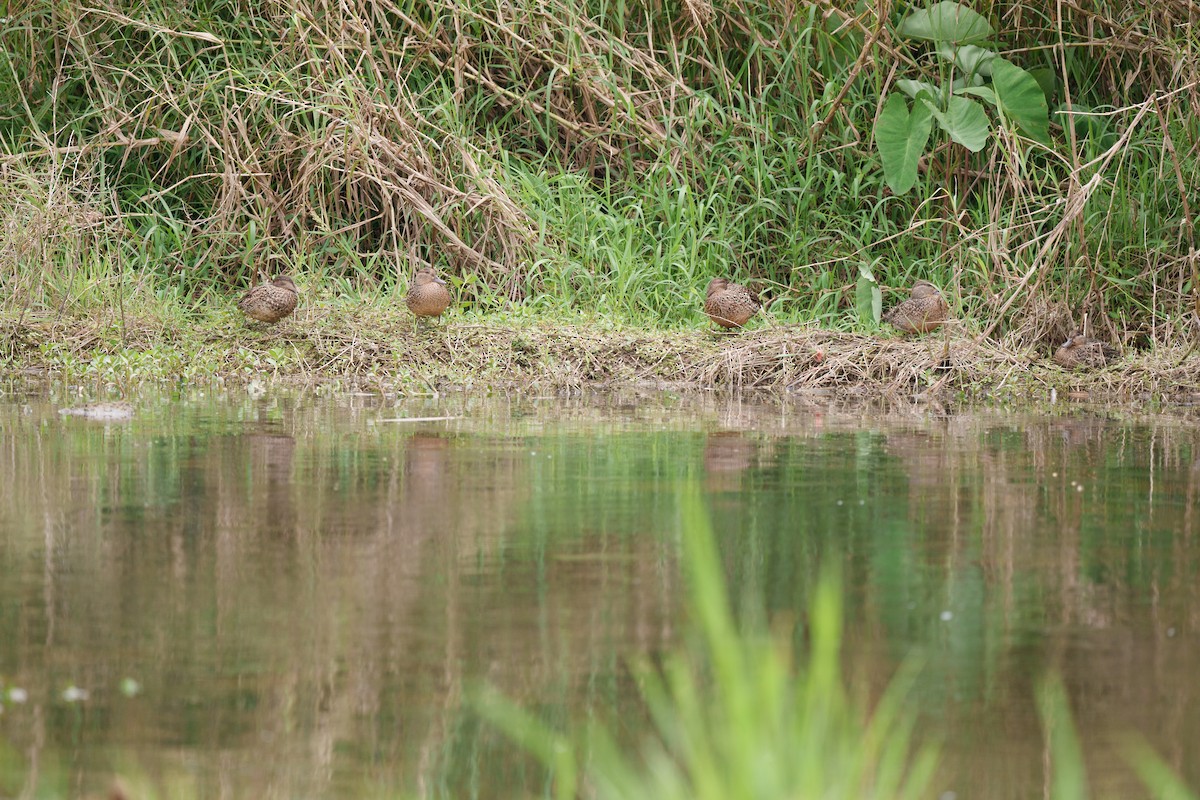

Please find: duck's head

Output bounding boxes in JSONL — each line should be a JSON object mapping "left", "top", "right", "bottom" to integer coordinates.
{"left": 413, "top": 268, "right": 447, "bottom": 287}
{"left": 706, "top": 277, "right": 730, "bottom": 297}
{"left": 910, "top": 280, "right": 940, "bottom": 299}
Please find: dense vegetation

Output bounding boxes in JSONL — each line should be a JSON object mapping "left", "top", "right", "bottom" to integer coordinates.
{"left": 1, "top": 0, "right": 1197, "bottom": 349}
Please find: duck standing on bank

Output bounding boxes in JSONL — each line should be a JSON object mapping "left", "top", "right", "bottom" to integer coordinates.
{"left": 1053, "top": 334, "right": 1113, "bottom": 369}
{"left": 703, "top": 277, "right": 761, "bottom": 329}
{"left": 407, "top": 268, "right": 452, "bottom": 320}
{"left": 239, "top": 275, "right": 299, "bottom": 324}
{"left": 883, "top": 280, "right": 948, "bottom": 334}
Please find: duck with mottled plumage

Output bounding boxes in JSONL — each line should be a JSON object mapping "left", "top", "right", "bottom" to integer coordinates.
{"left": 239, "top": 275, "right": 299, "bottom": 324}
{"left": 406, "top": 268, "right": 452, "bottom": 320}
{"left": 1053, "top": 334, "right": 1113, "bottom": 369}
{"left": 883, "top": 280, "right": 948, "bottom": 334}
{"left": 703, "top": 277, "right": 760, "bottom": 329}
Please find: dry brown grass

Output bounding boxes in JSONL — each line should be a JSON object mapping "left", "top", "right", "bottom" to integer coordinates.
{"left": 6, "top": 304, "right": 1200, "bottom": 405}
{"left": 3, "top": 0, "right": 1198, "bottom": 343}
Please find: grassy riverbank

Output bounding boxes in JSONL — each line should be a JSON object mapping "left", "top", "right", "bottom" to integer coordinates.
{"left": 3, "top": 284, "right": 1199, "bottom": 402}
{"left": 2, "top": 0, "right": 1198, "bottom": 398}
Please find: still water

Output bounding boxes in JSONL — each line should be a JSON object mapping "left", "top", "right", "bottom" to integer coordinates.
{"left": 0, "top": 389, "right": 1198, "bottom": 799}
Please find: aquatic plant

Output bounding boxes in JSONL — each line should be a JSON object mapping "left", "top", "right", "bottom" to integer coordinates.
{"left": 475, "top": 488, "right": 940, "bottom": 800}
{"left": 477, "top": 487, "right": 1200, "bottom": 800}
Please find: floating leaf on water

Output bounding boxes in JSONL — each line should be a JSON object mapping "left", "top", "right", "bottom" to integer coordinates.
{"left": 120, "top": 678, "right": 143, "bottom": 698}
{"left": 8, "top": 688, "right": 27, "bottom": 704}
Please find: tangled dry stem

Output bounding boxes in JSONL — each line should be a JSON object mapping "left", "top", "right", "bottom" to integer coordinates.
{"left": 5, "top": 306, "right": 1199, "bottom": 405}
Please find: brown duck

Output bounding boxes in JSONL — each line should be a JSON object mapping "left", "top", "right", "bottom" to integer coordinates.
{"left": 406, "top": 268, "right": 452, "bottom": 319}
{"left": 883, "top": 280, "right": 949, "bottom": 334}
{"left": 1052, "top": 334, "right": 1112, "bottom": 370}
{"left": 703, "top": 277, "right": 760, "bottom": 329}
{"left": 238, "top": 275, "right": 299, "bottom": 323}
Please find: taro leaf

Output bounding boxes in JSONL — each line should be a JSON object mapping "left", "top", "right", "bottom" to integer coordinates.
{"left": 952, "top": 74, "right": 985, "bottom": 91}
{"left": 957, "top": 85, "right": 997, "bottom": 108}
{"left": 899, "top": 1, "right": 994, "bottom": 45}
{"left": 991, "top": 58, "right": 1051, "bottom": 143}
{"left": 936, "top": 42, "right": 998, "bottom": 77}
{"left": 897, "top": 78, "right": 938, "bottom": 99}
{"left": 919, "top": 94, "right": 990, "bottom": 152}
{"left": 856, "top": 266, "right": 882, "bottom": 325}
{"left": 875, "top": 93, "right": 933, "bottom": 194}
{"left": 1028, "top": 67, "right": 1058, "bottom": 103}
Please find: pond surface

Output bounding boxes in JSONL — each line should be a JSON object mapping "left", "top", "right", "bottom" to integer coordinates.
{"left": 0, "top": 388, "right": 1198, "bottom": 799}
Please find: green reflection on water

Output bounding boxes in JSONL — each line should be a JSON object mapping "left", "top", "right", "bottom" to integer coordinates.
{"left": 0, "top": 391, "right": 1197, "bottom": 798}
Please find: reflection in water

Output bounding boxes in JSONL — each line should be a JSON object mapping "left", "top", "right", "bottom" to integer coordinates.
{"left": 244, "top": 432, "right": 297, "bottom": 536}
{"left": 704, "top": 431, "right": 757, "bottom": 493}
{"left": 0, "top": 394, "right": 1198, "bottom": 798}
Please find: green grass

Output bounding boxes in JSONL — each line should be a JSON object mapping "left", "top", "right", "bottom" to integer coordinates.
{"left": 475, "top": 488, "right": 941, "bottom": 800}
{"left": 4, "top": 268, "right": 1199, "bottom": 402}
{"left": 1, "top": 0, "right": 1197, "bottom": 351}
{"left": 476, "top": 488, "right": 1200, "bottom": 800}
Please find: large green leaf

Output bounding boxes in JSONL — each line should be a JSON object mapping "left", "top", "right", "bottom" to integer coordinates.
{"left": 992, "top": 58, "right": 1051, "bottom": 143}
{"left": 1028, "top": 67, "right": 1058, "bottom": 103}
{"left": 898, "top": 2, "right": 994, "bottom": 45}
{"left": 896, "top": 78, "right": 937, "bottom": 99}
{"left": 958, "top": 85, "right": 997, "bottom": 108}
{"left": 920, "top": 94, "right": 990, "bottom": 152}
{"left": 936, "top": 43, "right": 997, "bottom": 77}
{"left": 875, "top": 93, "right": 933, "bottom": 194}
{"left": 856, "top": 265, "right": 882, "bottom": 325}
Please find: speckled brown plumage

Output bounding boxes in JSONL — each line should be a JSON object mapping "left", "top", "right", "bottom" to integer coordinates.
{"left": 703, "top": 277, "right": 760, "bottom": 329}
{"left": 1053, "top": 334, "right": 1112, "bottom": 370}
{"left": 238, "top": 275, "right": 299, "bottom": 324}
{"left": 883, "top": 280, "right": 948, "bottom": 334}
{"left": 406, "top": 268, "right": 451, "bottom": 319}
